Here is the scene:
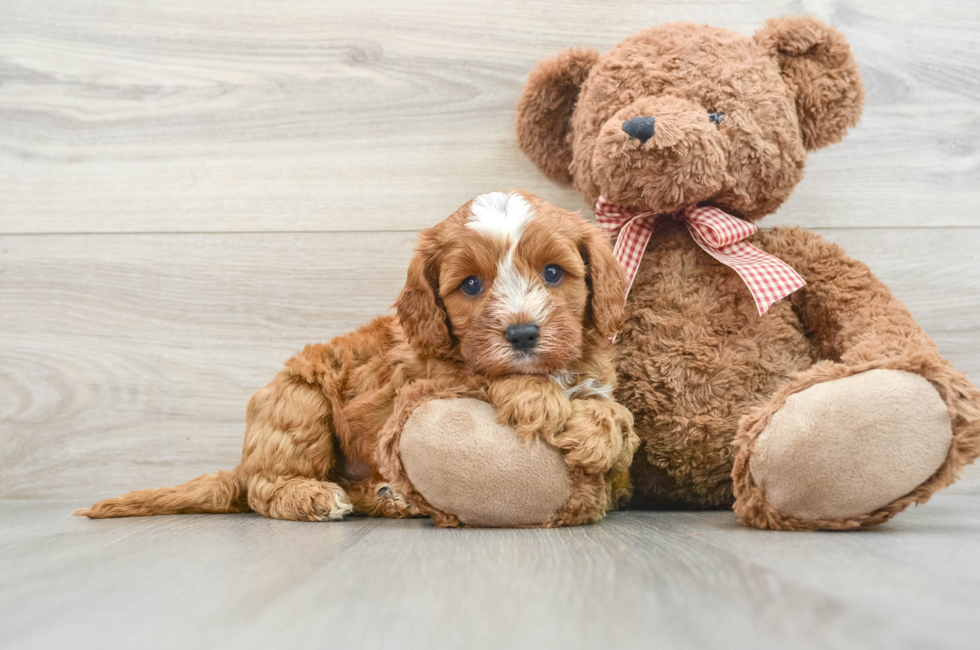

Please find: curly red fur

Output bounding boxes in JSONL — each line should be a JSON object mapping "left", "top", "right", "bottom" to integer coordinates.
{"left": 76, "top": 190, "right": 635, "bottom": 527}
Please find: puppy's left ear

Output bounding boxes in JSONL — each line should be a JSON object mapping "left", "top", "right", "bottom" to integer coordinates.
{"left": 396, "top": 225, "right": 454, "bottom": 358}
{"left": 579, "top": 223, "right": 626, "bottom": 338}
{"left": 754, "top": 16, "right": 864, "bottom": 151}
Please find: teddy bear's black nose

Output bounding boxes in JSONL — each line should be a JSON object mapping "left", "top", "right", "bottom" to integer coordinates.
{"left": 622, "top": 116, "right": 656, "bottom": 143}
{"left": 504, "top": 323, "right": 539, "bottom": 352}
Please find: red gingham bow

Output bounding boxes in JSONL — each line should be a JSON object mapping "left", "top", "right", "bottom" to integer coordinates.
{"left": 594, "top": 196, "right": 805, "bottom": 316}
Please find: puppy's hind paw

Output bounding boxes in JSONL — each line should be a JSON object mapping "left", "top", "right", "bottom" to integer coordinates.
{"left": 376, "top": 484, "right": 417, "bottom": 519}
{"left": 271, "top": 479, "right": 354, "bottom": 522}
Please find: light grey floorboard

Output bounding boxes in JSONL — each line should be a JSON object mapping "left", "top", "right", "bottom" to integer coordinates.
{"left": 1, "top": 496, "right": 978, "bottom": 650}
{"left": 2, "top": 2, "right": 979, "bottom": 646}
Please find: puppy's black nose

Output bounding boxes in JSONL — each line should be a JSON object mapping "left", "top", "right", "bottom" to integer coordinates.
{"left": 622, "top": 116, "right": 656, "bottom": 143}
{"left": 504, "top": 323, "right": 539, "bottom": 352}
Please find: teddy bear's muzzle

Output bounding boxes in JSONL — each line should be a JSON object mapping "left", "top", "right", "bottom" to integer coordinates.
{"left": 590, "top": 95, "right": 730, "bottom": 214}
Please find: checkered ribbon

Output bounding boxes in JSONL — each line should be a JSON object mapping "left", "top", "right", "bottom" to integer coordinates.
{"left": 595, "top": 196, "right": 805, "bottom": 316}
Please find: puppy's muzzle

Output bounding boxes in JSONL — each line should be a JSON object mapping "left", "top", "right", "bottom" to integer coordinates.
{"left": 504, "top": 323, "right": 539, "bottom": 352}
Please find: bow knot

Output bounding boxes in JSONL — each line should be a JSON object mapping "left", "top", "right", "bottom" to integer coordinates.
{"left": 684, "top": 205, "right": 756, "bottom": 249}
{"left": 594, "top": 196, "right": 805, "bottom": 317}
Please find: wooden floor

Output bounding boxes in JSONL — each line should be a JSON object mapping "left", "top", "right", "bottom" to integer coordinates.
{"left": 2, "top": 1, "right": 980, "bottom": 648}
{"left": 1, "top": 496, "right": 978, "bottom": 650}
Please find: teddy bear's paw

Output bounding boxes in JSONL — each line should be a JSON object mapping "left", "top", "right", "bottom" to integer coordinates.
{"left": 401, "top": 398, "right": 571, "bottom": 527}
{"left": 747, "top": 369, "right": 952, "bottom": 522}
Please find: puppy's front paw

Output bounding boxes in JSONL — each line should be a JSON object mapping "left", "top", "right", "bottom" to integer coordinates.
{"left": 554, "top": 399, "right": 637, "bottom": 475}
{"left": 489, "top": 376, "right": 571, "bottom": 442}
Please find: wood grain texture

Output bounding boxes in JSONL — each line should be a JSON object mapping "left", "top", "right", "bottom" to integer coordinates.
{"left": 2, "top": 228, "right": 978, "bottom": 499}
{"left": 1, "top": 0, "right": 980, "bottom": 233}
{"left": 0, "top": 231, "right": 414, "bottom": 499}
{"left": 1, "top": 497, "right": 979, "bottom": 650}
{"left": 1, "top": 2, "right": 979, "bottom": 501}
{"left": 2, "top": 4, "right": 980, "bottom": 640}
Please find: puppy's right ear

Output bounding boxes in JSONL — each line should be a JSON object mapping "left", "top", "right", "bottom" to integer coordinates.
{"left": 579, "top": 221, "right": 626, "bottom": 339}
{"left": 396, "top": 226, "right": 454, "bottom": 358}
{"left": 516, "top": 48, "right": 600, "bottom": 183}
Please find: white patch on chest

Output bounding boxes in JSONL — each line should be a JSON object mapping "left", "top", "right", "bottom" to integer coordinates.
{"left": 551, "top": 370, "right": 613, "bottom": 400}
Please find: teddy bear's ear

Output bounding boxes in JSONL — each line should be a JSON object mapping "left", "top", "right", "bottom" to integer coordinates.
{"left": 516, "top": 48, "right": 600, "bottom": 183}
{"left": 754, "top": 16, "right": 865, "bottom": 151}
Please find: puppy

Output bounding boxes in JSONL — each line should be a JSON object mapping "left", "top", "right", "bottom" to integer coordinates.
{"left": 76, "top": 191, "right": 637, "bottom": 526}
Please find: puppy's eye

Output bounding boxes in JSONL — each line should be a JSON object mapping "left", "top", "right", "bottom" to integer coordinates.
{"left": 543, "top": 264, "right": 564, "bottom": 285}
{"left": 460, "top": 275, "right": 483, "bottom": 296}
{"left": 708, "top": 111, "right": 725, "bottom": 125}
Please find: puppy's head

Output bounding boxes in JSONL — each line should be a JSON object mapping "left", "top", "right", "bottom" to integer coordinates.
{"left": 396, "top": 190, "right": 625, "bottom": 376}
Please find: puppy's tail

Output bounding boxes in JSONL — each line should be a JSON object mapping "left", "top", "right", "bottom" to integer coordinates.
{"left": 73, "top": 469, "right": 248, "bottom": 519}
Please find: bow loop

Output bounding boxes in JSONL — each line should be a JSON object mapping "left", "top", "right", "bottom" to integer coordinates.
{"left": 683, "top": 205, "right": 757, "bottom": 248}
{"left": 595, "top": 196, "right": 805, "bottom": 317}
{"left": 594, "top": 196, "right": 640, "bottom": 239}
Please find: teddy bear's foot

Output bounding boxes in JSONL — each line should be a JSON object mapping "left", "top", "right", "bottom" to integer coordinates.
{"left": 400, "top": 398, "right": 572, "bottom": 527}
{"left": 735, "top": 369, "right": 953, "bottom": 530}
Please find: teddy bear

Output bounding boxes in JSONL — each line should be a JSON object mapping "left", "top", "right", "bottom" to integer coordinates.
{"left": 394, "top": 16, "right": 980, "bottom": 531}
{"left": 502, "top": 15, "right": 980, "bottom": 530}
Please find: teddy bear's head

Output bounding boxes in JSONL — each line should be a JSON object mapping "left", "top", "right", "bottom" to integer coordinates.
{"left": 517, "top": 16, "right": 864, "bottom": 220}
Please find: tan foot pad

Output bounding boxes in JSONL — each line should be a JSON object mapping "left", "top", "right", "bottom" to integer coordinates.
{"left": 750, "top": 369, "right": 952, "bottom": 520}
{"left": 401, "top": 398, "right": 571, "bottom": 527}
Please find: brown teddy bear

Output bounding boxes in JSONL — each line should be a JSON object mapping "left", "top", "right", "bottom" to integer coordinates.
{"left": 511, "top": 16, "right": 980, "bottom": 530}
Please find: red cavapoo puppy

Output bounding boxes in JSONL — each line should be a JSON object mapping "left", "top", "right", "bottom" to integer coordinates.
{"left": 76, "top": 190, "right": 637, "bottom": 525}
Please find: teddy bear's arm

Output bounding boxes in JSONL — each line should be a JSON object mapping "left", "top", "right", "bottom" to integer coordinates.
{"left": 730, "top": 227, "right": 980, "bottom": 530}
{"left": 761, "top": 227, "right": 938, "bottom": 365}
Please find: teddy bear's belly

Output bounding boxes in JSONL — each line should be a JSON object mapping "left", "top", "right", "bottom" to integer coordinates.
{"left": 616, "top": 226, "right": 817, "bottom": 509}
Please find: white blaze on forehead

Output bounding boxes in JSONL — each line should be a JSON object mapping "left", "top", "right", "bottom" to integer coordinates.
{"left": 467, "top": 192, "right": 550, "bottom": 326}
{"left": 466, "top": 192, "right": 534, "bottom": 244}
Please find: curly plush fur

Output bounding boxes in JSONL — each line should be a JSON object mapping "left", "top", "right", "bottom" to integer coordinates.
{"left": 75, "top": 191, "right": 638, "bottom": 527}
{"left": 517, "top": 17, "right": 980, "bottom": 530}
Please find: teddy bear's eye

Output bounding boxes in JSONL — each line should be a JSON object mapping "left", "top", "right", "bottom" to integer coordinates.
{"left": 708, "top": 111, "right": 725, "bottom": 125}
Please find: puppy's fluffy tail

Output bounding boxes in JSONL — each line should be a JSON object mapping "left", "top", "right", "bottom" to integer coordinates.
{"left": 73, "top": 469, "right": 248, "bottom": 519}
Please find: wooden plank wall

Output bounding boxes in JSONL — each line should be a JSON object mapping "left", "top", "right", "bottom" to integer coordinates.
{"left": 2, "top": 0, "right": 978, "bottom": 500}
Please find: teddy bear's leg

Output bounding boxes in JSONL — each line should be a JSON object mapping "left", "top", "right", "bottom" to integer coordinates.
{"left": 395, "top": 397, "right": 634, "bottom": 527}
{"left": 733, "top": 230, "right": 980, "bottom": 531}
{"left": 733, "top": 360, "right": 972, "bottom": 530}
{"left": 398, "top": 398, "right": 575, "bottom": 527}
